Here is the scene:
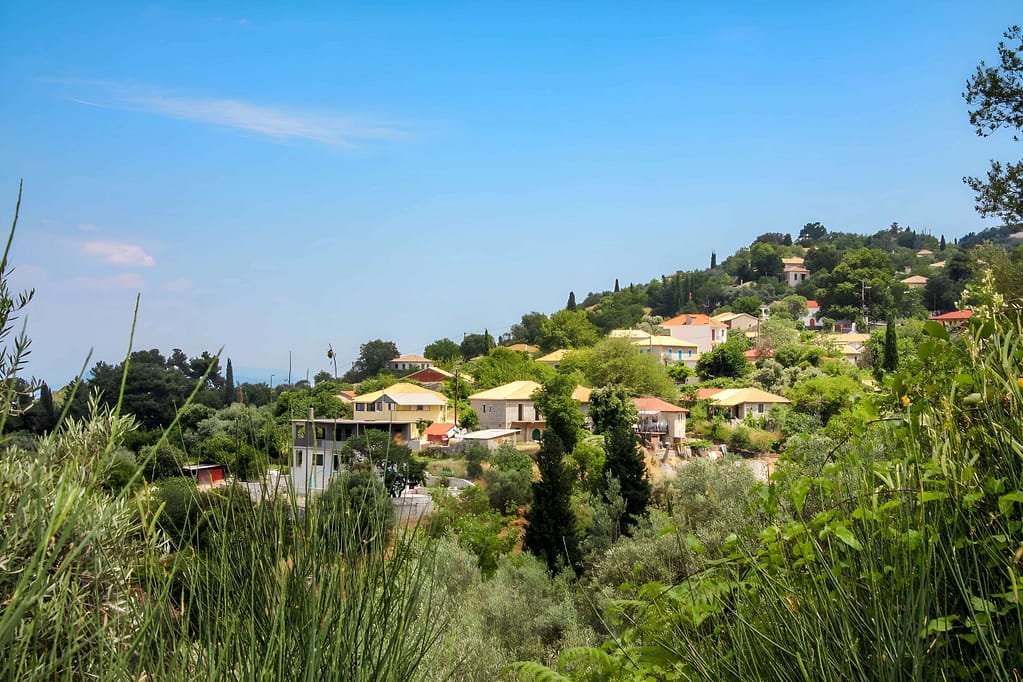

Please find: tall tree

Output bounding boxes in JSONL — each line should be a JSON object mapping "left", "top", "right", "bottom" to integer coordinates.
{"left": 566, "top": 291, "right": 577, "bottom": 311}
{"left": 223, "top": 358, "right": 235, "bottom": 405}
{"left": 964, "top": 25, "right": 1023, "bottom": 224}
{"left": 710, "top": 251, "right": 717, "bottom": 269}
{"left": 589, "top": 385, "right": 650, "bottom": 532}
{"left": 882, "top": 319, "right": 899, "bottom": 373}
{"left": 343, "top": 339, "right": 399, "bottom": 382}
{"left": 614, "top": 278, "right": 620, "bottom": 293}
{"left": 523, "top": 429, "right": 580, "bottom": 574}
{"left": 424, "top": 337, "right": 461, "bottom": 364}
{"left": 798, "top": 221, "right": 828, "bottom": 244}
{"left": 460, "top": 332, "right": 494, "bottom": 361}
{"left": 939, "top": 234, "right": 947, "bottom": 251}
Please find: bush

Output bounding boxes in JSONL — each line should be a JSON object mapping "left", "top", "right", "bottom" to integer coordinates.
{"left": 463, "top": 442, "right": 488, "bottom": 481}
{"left": 728, "top": 424, "right": 752, "bottom": 452}
{"left": 317, "top": 468, "right": 395, "bottom": 554}
{"left": 102, "top": 449, "right": 141, "bottom": 493}
{"left": 139, "top": 441, "right": 184, "bottom": 481}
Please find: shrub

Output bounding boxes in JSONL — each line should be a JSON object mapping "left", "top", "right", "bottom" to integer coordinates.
{"left": 728, "top": 424, "right": 752, "bottom": 452}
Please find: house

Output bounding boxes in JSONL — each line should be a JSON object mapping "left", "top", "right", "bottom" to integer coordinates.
{"left": 781, "top": 256, "right": 806, "bottom": 266}
{"left": 469, "top": 380, "right": 546, "bottom": 443}
{"left": 633, "top": 396, "right": 687, "bottom": 449}
{"left": 744, "top": 348, "right": 774, "bottom": 363}
{"left": 916, "top": 249, "right": 934, "bottom": 259}
{"left": 403, "top": 366, "right": 454, "bottom": 390}
{"left": 661, "top": 313, "right": 728, "bottom": 354}
{"left": 183, "top": 464, "right": 226, "bottom": 488}
{"left": 800, "top": 300, "right": 821, "bottom": 329}
{"left": 931, "top": 260, "right": 946, "bottom": 269}
{"left": 387, "top": 355, "right": 433, "bottom": 373}
{"left": 537, "top": 349, "right": 572, "bottom": 368}
{"left": 929, "top": 310, "right": 973, "bottom": 329}
{"left": 901, "top": 275, "right": 929, "bottom": 289}
{"left": 503, "top": 343, "right": 539, "bottom": 354}
{"left": 609, "top": 328, "right": 653, "bottom": 341}
{"left": 783, "top": 263, "right": 810, "bottom": 287}
{"left": 632, "top": 335, "right": 700, "bottom": 368}
{"left": 291, "top": 383, "right": 449, "bottom": 491}
{"left": 424, "top": 422, "right": 459, "bottom": 445}
{"left": 712, "top": 311, "right": 761, "bottom": 336}
{"left": 461, "top": 428, "right": 520, "bottom": 450}
{"left": 351, "top": 383, "right": 449, "bottom": 435}
{"left": 336, "top": 390, "right": 356, "bottom": 403}
{"left": 709, "top": 387, "right": 791, "bottom": 422}
{"left": 468, "top": 380, "right": 591, "bottom": 442}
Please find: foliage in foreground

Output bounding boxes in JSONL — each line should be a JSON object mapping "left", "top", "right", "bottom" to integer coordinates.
{"left": 509, "top": 308, "right": 1023, "bottom": 680}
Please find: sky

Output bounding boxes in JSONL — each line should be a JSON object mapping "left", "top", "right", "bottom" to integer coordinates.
{"left": 0, "top": 2, "right": 1019, "bottom": 386}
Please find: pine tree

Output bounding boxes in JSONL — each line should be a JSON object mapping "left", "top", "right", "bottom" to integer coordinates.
{"left": 566, "top": 291, "right": 576, "bottom": 311}
{"left": 224, "top": 358, "right": 235, "bottom": 405}
{"left": 614, "top": 278, "right": 620, "bottom": 293}
{"left": 882, "top": 319, "right": 899, "bottom": 372}
{"left": 523, "top": 430, "right": 580, "bottom": 573}
{"left": 940, "top": 234, "right": 946, "bottom": 251}
{"left": 711, "top": 251, "right": 717, "bottom": 269}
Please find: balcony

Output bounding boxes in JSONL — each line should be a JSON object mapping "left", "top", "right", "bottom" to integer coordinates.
{"left": 636, "top": 418, "right": 668, "bottom": 434}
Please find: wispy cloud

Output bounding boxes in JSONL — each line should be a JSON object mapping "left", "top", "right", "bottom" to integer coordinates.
{"left": 81, "top": 240, "right": 156, "bottom": 267}
{"left": 58, "top": 79, "right": 407, "bottom": 147}
{"left": 76, "top": 223, "right": 98, "bottom": 232}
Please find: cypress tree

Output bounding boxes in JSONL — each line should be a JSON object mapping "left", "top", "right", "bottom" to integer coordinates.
{"left": 523, "top": 430, "right": 580, "bottom": 573}
{"left": 939, "top": 234, "right": 946, "bottom": 251}
{"left": 224, "top": 358, "right": 235, "bottom": 404}
{"left": 566, "top": 291, "right": 576, "bottom": 311}
{"left": 711, "top": 251, "right": 717, "bottom": 269}
{"left": 883, "top": 320, "right": 899, "bottom": 372}
{"left": 590, "top": 385, "right": 650, "bottom": 532}
{"left": 614, "top": 278, "right": 620, "bottom": 293}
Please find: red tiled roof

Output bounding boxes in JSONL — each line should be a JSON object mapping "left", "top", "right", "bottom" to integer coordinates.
{"left": 744, "top": 348, "right": 774, "bottom": 361}
{"left": 662, "top": 313, "right": 727, "bottom": 328}
{"left": 805, "top": 300, "right": 819, "bottom": 309}
{"left": 424, "top": 422, "right": 456, "bottom": 436}
{"left": 929, "top": 311, "right": 973, "bottom": 321}
{"left": 633, "top": 396, "right": 688, "bottom": 413}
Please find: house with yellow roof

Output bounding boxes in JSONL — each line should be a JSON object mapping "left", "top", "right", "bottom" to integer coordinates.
{"left": 387, "top": 354, "right": 433, "bottom": 373}
{"left": 290, "top": 382, "right": 450, "bottom": 491}
{"left": 469, "top": 380, "right": 591, "bottom": 442}
{"left": 632, "top": 335, "right": 700, "bottom": 368}
{"left": 709, "top": 387, "right": 791, "bottom": 423}
{"left": 537, "top": 349, "right": 572, "bottom": 368}
{"left": 503, "top": 343, "right": 540, "bottom": 354}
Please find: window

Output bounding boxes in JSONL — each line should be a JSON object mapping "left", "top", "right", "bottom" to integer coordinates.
{"left": 315, "top": 452, "right": 324, "bottom": 466}
{"left": 296, "top": 425, "right": 306, "bottom": 439}
{"left": 315, "top": 427, "right": 325, "bottom": 440}
{"left": 294, "top": 450, "right": 302, "bottom": 466}
{"left": 757, "top": 403, "right": 765, "bottom": 414}
{"left": 518, "top": 403, "right": 524, "bottom": 421}
{"left": 333, "top": 454, "right": 340, "bottom": 469}
{"left": 417, "top": 405, "right": 424, "bottom": 411}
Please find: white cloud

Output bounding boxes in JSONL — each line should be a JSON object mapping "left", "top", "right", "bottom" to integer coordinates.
{"left": 82, "top": 240, "right": 156, "bottom": 267}
{"left": 76, "top": 223, "right": 98, "bottom": 232}
{"left": 60, "top": 79, "right": 407, "bottom": 147}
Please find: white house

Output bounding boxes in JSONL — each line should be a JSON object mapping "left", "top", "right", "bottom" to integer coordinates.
{"left": 661, "top": 313, "right": 728, "bottom": 354}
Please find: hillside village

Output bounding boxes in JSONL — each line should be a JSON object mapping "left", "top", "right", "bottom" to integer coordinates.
{"left": 280, "top": 221, "right": 1016, "bottom": 492}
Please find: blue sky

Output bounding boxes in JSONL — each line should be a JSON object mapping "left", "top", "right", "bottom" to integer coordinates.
{"left": 1, "top": 2, "right": 1018, "bottom": 386}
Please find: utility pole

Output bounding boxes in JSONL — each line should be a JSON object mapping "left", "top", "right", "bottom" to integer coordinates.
{"left": 861, "top": 280, "right": 872, "bottom": 330}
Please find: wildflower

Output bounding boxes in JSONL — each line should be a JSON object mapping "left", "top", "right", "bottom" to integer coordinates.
{"left": 1017, "top": 377, "right": 1023, "bottom": 389}
{"left": 901, "top": 395, "right": 911, "bottom": 407}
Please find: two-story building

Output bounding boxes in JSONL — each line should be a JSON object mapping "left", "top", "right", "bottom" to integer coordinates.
{"left": 291, "top": 382, "right": 449, "bottom": 491}
{"left": 387, "top": 355, "right": 433, "bottom": 373}
{"left": 661, "top": 313, "right": 728, "bottom": 354}
{"left": 632, "top": 335, "right": 700, "bottom": 368}
{"left": 469, "top": 380, "right": 545, "bottom": 442}
{"left": 633, "top": 396, "right": 687, "bottom": 449}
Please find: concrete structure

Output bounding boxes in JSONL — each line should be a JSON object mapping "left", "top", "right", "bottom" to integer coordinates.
{"left": 661, "top": 313, "right": 728, "bottom": 354}
{"left": 461, "top": 428, "right": 520, "bottom": 449}
{"left": 469, "top": 380, "right": 545, "bottom": 442}
{"left": 352, "top": 383, "right": 449, "bottom": 432}
{"left": 713, "top": 311, "right": 760, "bottom": 336}
{"left": 633, "top": 396, "right": 687, "bottom": 449}
{"left": 709, "top": 387, "right": 791, "bottom": 422}
{"left": 387, "top": 355, "right": 433, "bottom": 373}
{"left": 800, "top": 300, "right": 821, "bottom": 329}
{"left": 632, "top": 335, "right": 700, "bottom": 368}
{"left": 783, "top": 263, "right": 810, "bottom": 287}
